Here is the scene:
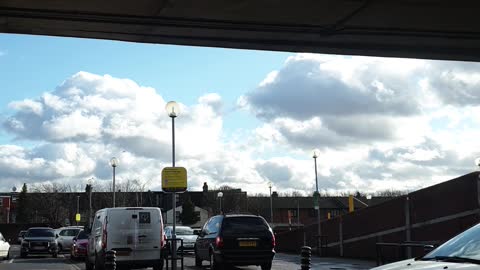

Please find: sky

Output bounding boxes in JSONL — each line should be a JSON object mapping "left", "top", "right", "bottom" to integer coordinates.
{"left": 1, "top": 33, "right": 480, "bottom": 195}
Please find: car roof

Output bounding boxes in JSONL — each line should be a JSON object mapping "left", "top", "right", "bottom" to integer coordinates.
{"left": 28, "top": 227, "right": 54, "bottom": 230}
{"left": 222, "top": 214, "right": 261, "bottom": 218}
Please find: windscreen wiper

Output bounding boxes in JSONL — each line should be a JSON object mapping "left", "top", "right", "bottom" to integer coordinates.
{"left": 421, "top": 256, "right": 480, "bottom": 264}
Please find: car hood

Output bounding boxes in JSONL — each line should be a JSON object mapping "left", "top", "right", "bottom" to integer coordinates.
{"left": 372, "top": 259, "right": 480, "bottom": 270}
{"left": 177, "top": 235, "right": 197, "bottom": 242}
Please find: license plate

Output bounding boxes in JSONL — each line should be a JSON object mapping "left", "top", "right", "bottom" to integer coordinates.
{"left": 239, "top": 241, "right": 257, "bottom": 247}
{"left": 32, "top": 246, "right": 46, "bottom": 250}
{"left": 115, "top": 251, "right": 131, "bottom": 256}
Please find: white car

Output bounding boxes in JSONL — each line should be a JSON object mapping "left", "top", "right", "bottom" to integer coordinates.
{"left": 86, "top": 207, "right": 165, "bottom": 270}
{"left": 165, "top": 226, "right": 198, "bottom": 252}
{"left": 57, "top": 227, "right": 82, "bottom": 252}
{"left": 372, "top": 223, "right": 480, "bottom": 270}
{"left": 0, "top": 232, "right": 10, "bottom": 260}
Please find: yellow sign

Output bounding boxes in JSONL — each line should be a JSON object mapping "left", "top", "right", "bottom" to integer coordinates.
{"left": 162, "top": 167, "right": 187, "bottom": 192}
{"left": 75, "top": 213, "right": 81, "bottom": 222}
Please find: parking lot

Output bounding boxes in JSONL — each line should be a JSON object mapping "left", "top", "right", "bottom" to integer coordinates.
{"left": 0, "top": 245, "right": 375, "bottom": 270}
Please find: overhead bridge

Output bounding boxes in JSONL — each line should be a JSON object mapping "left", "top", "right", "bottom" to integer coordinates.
{"left": 1, "top": 0, "right": 480, "bottom": 61}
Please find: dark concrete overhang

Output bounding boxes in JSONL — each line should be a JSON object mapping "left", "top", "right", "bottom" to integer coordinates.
{"left": 1, "top": 0, "right": 480, "bottom": 61}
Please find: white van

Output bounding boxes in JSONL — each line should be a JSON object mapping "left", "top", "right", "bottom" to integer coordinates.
{"left": 85, "top": 207, "right": 165, "bottom": 270}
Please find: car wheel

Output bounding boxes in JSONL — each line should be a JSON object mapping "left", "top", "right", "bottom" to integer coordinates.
{"left": 261, "top": 261, "right": 272, "bottom": 270}
{"left": 209, "top": 251, "right": 223, "bottom": 270}
{"left": 153, "top": 259, "right": 164, "bottom": 270}
{"left": 95, "top": 253, "right": 105, "bottom": 270}
{"left": 194, "top": 248, "right": 202, "bottom": 266}
{"left": 85, "top": 256, "right": 94, "bottom": 270}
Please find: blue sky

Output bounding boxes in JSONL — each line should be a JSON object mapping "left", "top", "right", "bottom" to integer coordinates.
{"left": 1, "top": 33, "right": 480, "bottom": 194}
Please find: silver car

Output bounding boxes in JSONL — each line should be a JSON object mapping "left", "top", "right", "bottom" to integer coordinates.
{"left": 56, "top": 227, "right": 82, "bottom": 252}
{"left": 165, "top": 226, "right": 198, "bottom": 252}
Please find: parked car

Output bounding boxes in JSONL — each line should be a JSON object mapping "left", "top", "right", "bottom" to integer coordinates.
{"left": 194, "top": 214, "right": 275, "bottom": 270}
{"left": 0, "top": 232, "right": 10, "bottom": 260}
{"left": 165, "top": 226, "right": 198, "bottom": 252}
{"left": 85, "top": 207, "right": 165, "bottom": 270}
{"left": 372, "top": 223, "right": 480, "bottom": 270}
{"left": 20, "top": 227, "right": 58, "bottom": 258}
{"left": 70, "top": 229, "right": 89, "bottom": 260}
{"left": 17, "top": 230, "right": 27, "bottom": 244}
{"left": 57, "top": 227, "right": 82, "bottom": 252}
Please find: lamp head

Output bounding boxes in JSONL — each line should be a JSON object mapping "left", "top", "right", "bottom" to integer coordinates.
{"left": 165, "top": 101, "right": 180, "bottom": 118}
{"left": 110, "top": 157, "right": 119, "bottom": 167}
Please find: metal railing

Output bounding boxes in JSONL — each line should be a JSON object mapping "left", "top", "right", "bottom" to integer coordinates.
{"left": 164, "top": 238, "right": 184, "bottom": 270}
{"left": 316, "top": 235, "right": 328, "bottom": 257}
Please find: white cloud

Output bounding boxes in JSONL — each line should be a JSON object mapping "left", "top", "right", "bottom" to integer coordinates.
{"left": 2, "top": 55, "right": 480, "bottom": 195}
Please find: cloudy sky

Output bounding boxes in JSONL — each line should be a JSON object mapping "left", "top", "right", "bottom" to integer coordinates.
{"left": 1, "top": 34, "right": 480, "bottom": 195}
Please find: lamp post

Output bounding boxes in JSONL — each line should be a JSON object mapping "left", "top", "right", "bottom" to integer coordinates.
{"left": 218, "top": 192, "right": 223, "bottom": 214}
{"left": 76, "top": 195, "right": 80, "bottom": 225}
{"left": 268, "top": 182, "right": 273, "bottom": 224}
{"left": 313, "top": 149, "right": 321, "bottom": 239}
{"left": 110, "top": 157, "right": 119, "bottom": 208}
{"left": 166, "top": 100, "right": 180, "bottom": 270}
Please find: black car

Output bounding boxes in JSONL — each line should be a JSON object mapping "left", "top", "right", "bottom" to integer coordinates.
{"left": 194, "top": 214, "right": 275, "bottom": 270}
{"left": 21, "top": 227, "right": 58, "bottom": 258}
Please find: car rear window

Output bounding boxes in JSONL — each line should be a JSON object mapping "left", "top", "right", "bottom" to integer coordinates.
{"left": 222, "top": 217, "right": 269, "bottom": 234}
{"left": 60, "top": 229, "right": 80, "bottom": 237}
{"left": 76, "top": 230, "right": 88, "bottom": 239}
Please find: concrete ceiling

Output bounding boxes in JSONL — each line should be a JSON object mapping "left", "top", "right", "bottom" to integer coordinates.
{"left": 1, "top": 0, "right": 480, "bottom": 61}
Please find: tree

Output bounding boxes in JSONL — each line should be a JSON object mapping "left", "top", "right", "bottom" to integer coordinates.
{"left": 179, "top": 198, "right": 199, "bottom": 225}
{"left": 16, "top": 183, "right": 29, "bottom": 223}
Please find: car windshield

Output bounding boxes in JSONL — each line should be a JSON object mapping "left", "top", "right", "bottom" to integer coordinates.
{"left": 76, "top": 230, "right": 88, "bottom": 240}
{"left": 424, "top": 224, "right": 480, "bottom": 260}
{"left": 26, "top": 229, "right": 54, "bottom": 238}
{"left": 176, "top": 227, "right": 194, "bottom": 235}
{"left": 222, "top": 217, "right": 269, "bottom": 234}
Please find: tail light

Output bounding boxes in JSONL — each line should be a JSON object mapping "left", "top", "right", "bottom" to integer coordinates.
{"left": 161, "top": 232, "right": 167, "bottom": 248}
{"left": 215, "top": 236, "right": 224, "bottom": 248}
{"left": 271, "top": 233, "right": 276, "bottom": 248}
{"left": 101, "top": 219, "right": 108, "bottom": 250}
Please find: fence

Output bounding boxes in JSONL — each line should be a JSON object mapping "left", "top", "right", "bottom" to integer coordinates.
{"left": 276, "top": 172, "right": 480, "bottom": 262}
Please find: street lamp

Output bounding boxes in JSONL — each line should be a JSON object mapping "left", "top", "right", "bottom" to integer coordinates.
{"left": 110, "top": 157, "right": 119, "bottom": 208}
{"left": 312, "top": 149, "right": 321, "bottom": 240}
{"left": 76, "top": 195, "right": 80, "bottom": 225}
{"left": 217, "top": 192, "right": 223, "bottom": 214}
{"left": 166, "top": 100, "right": 180, "bottom": 270}
{"left": 268, "top": 182, "right": 273, "bottom": 224}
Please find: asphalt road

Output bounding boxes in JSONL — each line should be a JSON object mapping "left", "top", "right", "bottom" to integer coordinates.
{"left": 0, "top": 245, "right": 375, "bottom": 270}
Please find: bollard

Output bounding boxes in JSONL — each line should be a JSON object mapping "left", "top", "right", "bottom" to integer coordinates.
{"left": 104, "top": 250, "right": 117, "bottom": 270}
{"left": 300, "top": 246, "right": 311, "bottom": 270}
